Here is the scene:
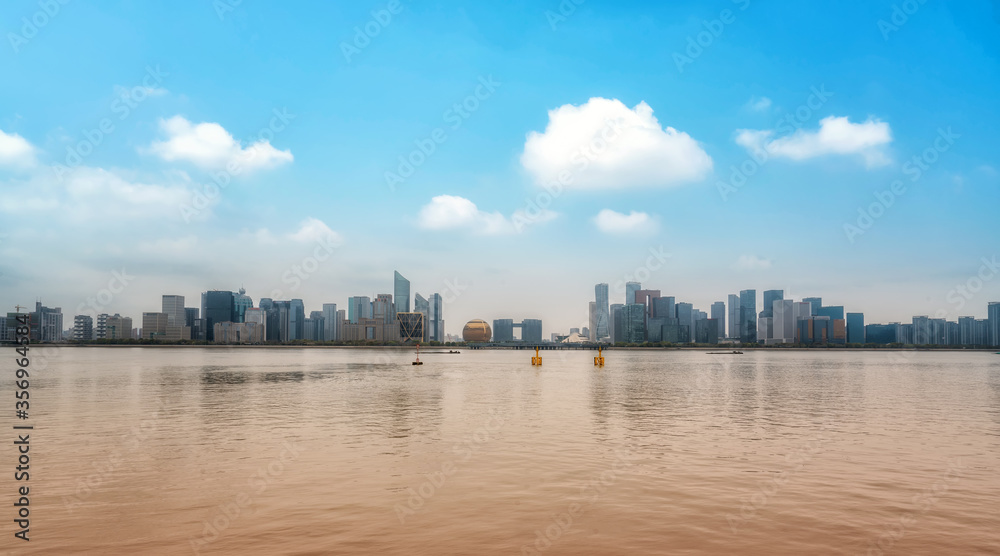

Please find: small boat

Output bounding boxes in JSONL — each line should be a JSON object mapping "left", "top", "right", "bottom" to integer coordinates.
{"left": 706, "top": 350, "right": 743, "bottom": 354}
{"left": 448, "top": 350, "right": 461, "bottom": 354}
{"left": 412, "top": 343, "right": 424, "bottom": 365}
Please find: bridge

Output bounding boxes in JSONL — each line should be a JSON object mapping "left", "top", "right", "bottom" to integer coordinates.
{"left": 466, "top": 343, "right": 608, "bottom": 350}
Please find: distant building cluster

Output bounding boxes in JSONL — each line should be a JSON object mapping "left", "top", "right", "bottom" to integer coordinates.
{"left": 1, "top": 271, "right": 446, "bottom": 345}
{"left": 3, "top": 279, "right": 1000, "bottom": 348}
{"left": 553, "top": 282, "right": 1000, "bottom": 347}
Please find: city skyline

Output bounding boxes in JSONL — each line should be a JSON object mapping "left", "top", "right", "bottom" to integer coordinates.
{"left": 0, "top": 2, "right": 998, "bottom": 335}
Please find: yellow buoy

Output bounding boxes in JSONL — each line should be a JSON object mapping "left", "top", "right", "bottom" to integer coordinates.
{"left": 594, "top": 346, "right": 605, "bottom": 367}
{"left": 531, "top": 346, "right": 542, "bottom": 366}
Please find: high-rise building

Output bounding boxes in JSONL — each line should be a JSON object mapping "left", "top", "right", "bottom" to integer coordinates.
{"left": 30, "top": 301, "right": 63, "bottom": 342}
{"left": 609, "top": 304, "right": 623, "bottom": 344}
{"left": 493, "top": 319, "right": 515, "bottom": 342}
{"left": 142, "top": 312, "right": 169, "bottom": 340}
{"left": 727, "top": 294, "right": 740, "bottom": 339}
{"left": 73, "top": 315, "right": 94, "bottom": 341}
{"left": 322, "top": 303, "right": 339, "bottom": 342}
{"left": 803, "top": 297, "right": 822, "bottom": 316}
{"left": 958, "top": 316, "right": 976, "bottom": 346}
{"left": 373, "top": 294, "right": 394, "bottom": 325}
{"left": 635, "top": 289, "right": 661, "bottom": 318}
{"left": 762, "top": 290, "right": 783, "bottom": 318}
{"left": 429, "top": 293, "right": 443, "bottom": 342}
{"left": 201, "top": 291, "right": 235, "bottom": 342}
{"left": 393, "top": 271, "right": 410, "bottom": 314}
{"left": 162, "top": 295, "right": 186, "bottom": 328}
{"left": 739, "top": 290, "right": 756, "bottom": 343}
{"left": 757, "top": 314, "right": 772, "bottom": 344}
{"left": 652, "top": 297, "right": 675, "bottom": 320}
{"left": 625, "top": 282, "right": 640, "bottom": 305}
{"left": 307, "top": 310, "right": 325, "bottom": 341}
{"left": 989, "top": 302, "right": 1000, "bottom": 347}
{"left": 520, "top": 319, "right": 543, "bottom": 344}
{"left": 772, "top": 299, "right": 795, "bottom": 343}
{"left": 675, "top": 302, "right": 693, "bottom": 341}
{"left": 912, "top": 315, "right": 931, "bottom": 345}
{"left": 414, "top": 293, "right": 430, "bottom": 342}
{"left": 348, "top": 296, "right": 372, "bottom": 324}
{"left": 620, "top": 304, "right": 646, "bottom": 343}
{"left": 95, "top": 313, "right": 108, "bottom": 339}
{"left": 289, "top": 299, "right": 305, "bottom": 340}
{"left": 846, "top": 313, "right": 865, "bottom": 344}
{"left": 234, "top": 288, "right": 253, "bottom": 323}
{"left": 397, "top": 312, "right": 424, "bottom": 342}
{"left": 595, "top": 283, "right": 610, "bottom": 341}
{"left": 695, "top": 318, "right": 719, "bottom": 344}
{"left": 710, "top": 301, "right": 725, "bottom": 339}
{"left": 865, "top": 323, "right": 898, "bottom": 344}
{"left": 818, "top": 305, "right": 845, "bottom": 321}
{"left": 105, "top": 314, "right": 132, "bottom": 340}
{"left": 245, "top": 307, "right": 267, "bottom": 340}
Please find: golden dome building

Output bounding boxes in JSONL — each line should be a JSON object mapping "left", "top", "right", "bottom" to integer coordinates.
{"left": 462, "top": 320, "right": 492, "bottom": 342}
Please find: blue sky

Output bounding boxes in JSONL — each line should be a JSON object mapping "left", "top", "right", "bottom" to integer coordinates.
{"left": 1, "top": 0, "right": 998, "bottom": 334}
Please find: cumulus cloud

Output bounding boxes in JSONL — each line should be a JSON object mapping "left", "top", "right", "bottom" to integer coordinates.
{"left": 288, "top": 217, "right": 344, "bottom": 245}
{"left": 0, "top": 129, "right": 37, "bottom": 168}
{"left": 148, "top": 116, "right": 293, "bottom": 172}
{"left": 746, "top": 96, "right": 772, "bottom": 112}
{"left": 733, "top": 255, "right": 772, "bottom": 271}
{"left": 520, "top": 97, "right": 712, "bottom": 190}
{"left": 736, "top": 115, "right": 892, "bottom": 167}
{"left": 418, "top": 195, "right": 556, "bottom": 235}
{"left": 593, "top": 209, "right": 658, "bottom": 235}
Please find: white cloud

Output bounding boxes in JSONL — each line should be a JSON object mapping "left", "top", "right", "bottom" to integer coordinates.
{"left": 736, "top": 115, "right": 892, "bottom": 167}
{"left": 148, "top": 116, "right": 293, "bottom": 172}
{"left": 0, "top": 129, "right": 36, "bottom": 168}
{"left": 593, "top": 209, "right": 658, "bottom": 235}
{"left": 520, "top": 97, "right": 713, "bottom": 190}
{"left": 746, "top": 96, "right": 772, "bottom": 112}
{"left": 733, "top": 255, "right": 772, "bottom": 271}
{"left": 418, "top": 195, "right": 557, "bottom": 236}
{"left": 288, "top": 217, "right": 344, "bottom": 245}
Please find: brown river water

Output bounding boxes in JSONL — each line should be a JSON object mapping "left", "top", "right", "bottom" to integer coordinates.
{"left": 3, "top": 347, "right": 999, "bottom": 555}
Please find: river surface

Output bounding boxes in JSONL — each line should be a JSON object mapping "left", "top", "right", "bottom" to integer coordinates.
{"left": 5, "top": 347, "right": 1000, "bottom": 555}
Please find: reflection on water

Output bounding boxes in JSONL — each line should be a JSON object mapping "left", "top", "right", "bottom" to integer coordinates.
{"left": 14, "top": 348, "right": 1000, "bottom": 555}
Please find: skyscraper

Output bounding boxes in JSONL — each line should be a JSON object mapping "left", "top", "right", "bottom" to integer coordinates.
{"left": 322, "top": 303, "right": 339, "bottom": 341}
{"left": 394, "top": 271, "right": 410, "bottom": 314}
{"left": 803, "top": 297, "right": 822, "bottom": 316}
{"left": 521, "top": 319, "right": 543, "bottom": 343}
{"left": 625, "top": 282, "right": 640, "bottom": 305}
{"left": 727, "top": 294, "right": 739, "bottom": 339}
{"left": 846, "top": 313, "right": 865, "bottom": 344}
{"left": 348, "top": 296, "right": 372, "bottom": 324}
{"left": 588, "top": 301, "right": 597, "bottom": 341}
{"left": 201, "top": 290, "right": 235, "bottom": 342}
{"left": 73, "top": 315, "right": 94, "bottom": 341}
{"left": 818, "top": 305, "right": 845, "bottom": 321}
{"left": 162, "top": 295, "right": 186, "bottom": 328}
{"left": 374, "top": 294, "right": 394, "bottom": 324}
{"left": 675, "top": 302, "right": 693, "bottom": 341}
{"left": 234, "top": 287, "right": 253, "bottom": 323}
{"left": 429, "top": 293, "right": 443, "bottom": 342}
{"left": 621, "top": 304, "right": 646, "bottom": 343}
{"left": 289, "top": 299, "right": 305, "bottom": 340}
{"left": 595, "top": 283, "right": 610, "bottom": 341}
{"left": 762, "top": 290, "right": 783, "bottom": 318}
{"left": 772, "top": 299, "right": 794, "bottom": 343}
{"left": 739, "top": 289, "right": 756, "bottom": 343}
{"left": 989, "top": 302, "right": 1000, "bottom": 346}
{"left": 493, "top": 319, "right": 514, "bottom": 342}
{"left": 710, "top": 301, "right": 725, "bottom": 339}
{"left": 609, "top": 304, "right": 623, "bottom": 344}
{"left": 414, "top": 293, "right": 430, "bottom": 342}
